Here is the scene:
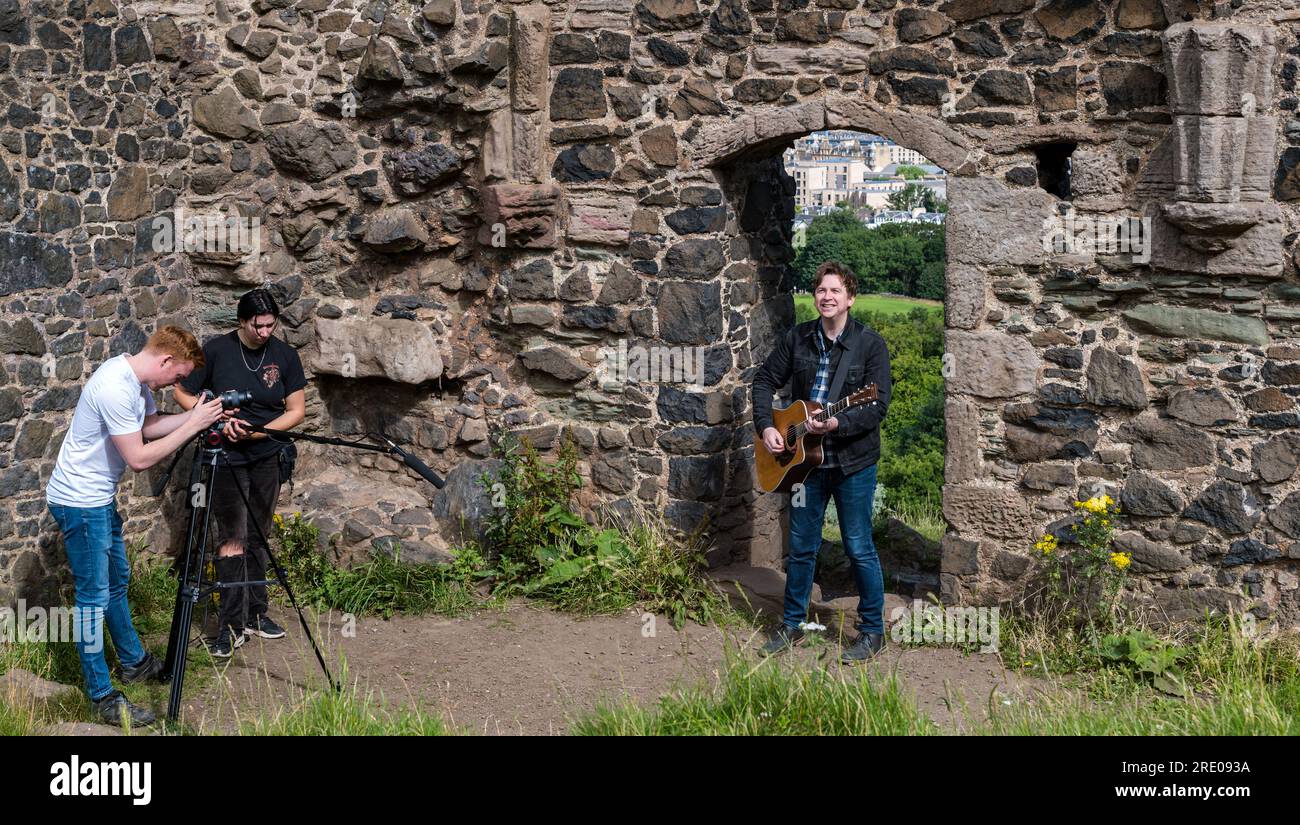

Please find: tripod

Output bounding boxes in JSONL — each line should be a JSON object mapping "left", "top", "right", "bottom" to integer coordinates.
{"left": 155, "top": 421, "right": 446, "bottom": 723}
{"left": 158, "top": 427, "right": 336, "bottom": 723}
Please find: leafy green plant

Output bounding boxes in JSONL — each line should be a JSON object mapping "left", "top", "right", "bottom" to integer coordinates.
{"left": 476, "top": 434, "right": 731, "bottom": 628}
{"left": 1099, "top": 630, "right": 1190, "bottom": 698}
{"left": 479, "top": 435, "right": 585, "bottom": 591}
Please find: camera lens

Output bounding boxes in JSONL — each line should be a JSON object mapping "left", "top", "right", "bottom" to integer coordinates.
{"left": 219, "top": 390, "right": 253, "bottom": 409}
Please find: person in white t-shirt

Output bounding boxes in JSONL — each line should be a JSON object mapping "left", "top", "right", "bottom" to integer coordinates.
{"left": 45, "top": 325, "right": 225, "bottom": 727}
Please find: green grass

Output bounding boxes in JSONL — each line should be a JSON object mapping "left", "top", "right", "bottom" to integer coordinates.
{"left": 980, "top": 679, "right": 1300, "bottom": 735}
{"left": 995, "top": 611, "right": 1300, "bottom": 735}
{"left": 238, "top": 664, "right": 456, "bottom": 736}
{"left": 821, "top": 490, "right": 945, "bottom": 545}
{"left": 570, "top": 611, "right": 1300, "bottom": 736}
{"left": 275, "top": 515, "right": 482, "bottom": 620}
{"left": 571, "top": 651, "right": 938, "bottom": 736}
{"left": 794, "top": 292, "right": 941, "bottom": 323}
{"left": 288, "top": 547, "right": 482, "bottom": 619}
{"left": 876, "top": 494, "right": 946, "bottom": 543}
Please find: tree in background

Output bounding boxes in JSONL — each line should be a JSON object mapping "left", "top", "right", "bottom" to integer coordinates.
{"left": 791, "top": 207, "right": 945, "bottom": 297}
{"left": 895, "top": 164, "right": 926, "bottom": 180}
{"left": 868, "top": 307, "right": 945, "bottom": 516}
{"left": 886, "top": 183, "right": 945, "bottom": 213}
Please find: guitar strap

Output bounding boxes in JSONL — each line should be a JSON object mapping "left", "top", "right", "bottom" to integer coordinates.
{"left": 825, "top": 323, "right": 856, "bottom": 406}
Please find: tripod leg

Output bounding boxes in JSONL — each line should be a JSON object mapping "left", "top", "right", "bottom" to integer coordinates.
{"left": 163, "top": 439, "right": 206, "bottom": 677}
{"left": 216, "top": 451, "right": 337, "bottom": 692}
{"left": 166, "top": 448, "right": 221, "bottom": 723}
{"left": 165, "top": 596, "right": 193, "bottom": 723}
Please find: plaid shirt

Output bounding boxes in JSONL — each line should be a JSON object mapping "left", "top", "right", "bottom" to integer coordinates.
{"left": 810, "top": 327, "right": 840, "bottom": 468}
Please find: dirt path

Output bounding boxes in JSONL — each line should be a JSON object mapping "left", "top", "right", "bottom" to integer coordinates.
{"left": 177, "top": 602, "right": 1040, "bottom": 735}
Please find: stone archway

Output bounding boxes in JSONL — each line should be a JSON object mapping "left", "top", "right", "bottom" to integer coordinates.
{"left": 681, "top": 96, "right": 979, "bottom": 582}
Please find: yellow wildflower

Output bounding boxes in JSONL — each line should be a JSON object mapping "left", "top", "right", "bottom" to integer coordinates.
{"left": 1086, "top": 496, "right": 1110, "bottom": 514}
{"left": 1109, "top": 551, "right": 1132, "bottom": 571}
{"left": 1034, "top": 534, "right": 1058, "bottom": 556}
{"left": 273, "top": 513, "right": 284, "bottom": 527}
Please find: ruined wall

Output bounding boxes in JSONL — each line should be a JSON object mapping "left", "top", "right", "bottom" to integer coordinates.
{"left": 1, "top": 0, "right": 1298, "bottom": 625}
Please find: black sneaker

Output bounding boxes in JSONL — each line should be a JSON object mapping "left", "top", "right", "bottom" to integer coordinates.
{"left": 758, "top": 625, "right": 806, "bottom": 657}
{"left": 120, "top": 651, "right": 164, "bottom": 684}
{"left": 206, "top": 627, "right": 246, "bottom": 659}
{"left": 94, "top": 691, "right": 156, "bottom": 728}
{"left": 840, "top": 631, "right": 886, "bottom": 664}
{"left": 244, "top": 615, "right": 286, "bottom": 639}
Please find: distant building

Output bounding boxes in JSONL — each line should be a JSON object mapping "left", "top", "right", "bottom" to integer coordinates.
{"left": 787, "top": 131, "right": 931, "bottom": 172}
{"left": 788, "top": 156, "right": 871, "bottom": 209}
{"left": 785, "top": 131, "right": 942, "bottom": 211}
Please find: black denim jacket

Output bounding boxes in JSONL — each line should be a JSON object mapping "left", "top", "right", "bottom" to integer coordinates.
{"left": 751, "top": 317, "right": 894, "bottom": 475}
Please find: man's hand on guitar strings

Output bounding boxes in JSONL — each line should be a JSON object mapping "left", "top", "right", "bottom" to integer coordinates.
{"left": 761, "top": 426, "right": 787, "bottom": 455}
{"left": 805, "top": 414, "right": 839, "bottom": 435}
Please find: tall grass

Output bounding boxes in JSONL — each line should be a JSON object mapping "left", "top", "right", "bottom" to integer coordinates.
{"left": 0, "top": 543, "right": 223, "bottom": 734}
{"left": 128, "top": 540, "right": 181, "bottom": 639}
{"left": 996, "top": 610, "right": 1300, "bottom": 735}
{"left": 0, "top": 641, "right": 95, "bottom": 735}
{"left": 276, "top": 514, "right": 480, "bottom": 619}
{"left": 571, "top": 652, "right": 938, "bottom": 736}
{"left": 569, "top": 612, "right": 1300, "bottom": 736}
{"left": 239, "top": 669, "right": 455, "bottom": 736}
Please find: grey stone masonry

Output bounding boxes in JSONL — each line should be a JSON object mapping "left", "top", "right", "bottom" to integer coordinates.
{"left": 0, "top": 0, "right": 1296, "bottom": 625}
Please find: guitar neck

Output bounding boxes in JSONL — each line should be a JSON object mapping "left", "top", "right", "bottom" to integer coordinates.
{"left": 819, "top": 396, "right": 852, "bottom": 420}
{"left": 789, "top": 392, "right": 870, "bottom": 441}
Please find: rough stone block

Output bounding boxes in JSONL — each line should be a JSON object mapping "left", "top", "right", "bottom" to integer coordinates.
{"left": 945, "top": 330, "right": 1040, "bottom": 398}
{"left": 566, "top": 194, "right": 634, "bottom": 246}
{"left": 313, "top": 317, "right": 443, "bottom": 384}
{"left": 478, "top": 184, "right": 563, "bottom": 249}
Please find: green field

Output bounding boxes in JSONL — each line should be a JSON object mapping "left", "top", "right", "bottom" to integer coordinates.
{"left": 794, "top": 292, "right": 942, "bottom": 323}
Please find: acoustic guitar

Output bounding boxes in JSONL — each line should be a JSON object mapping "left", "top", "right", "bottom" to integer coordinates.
{"left": 753, "top": 384, "right": 879, "bottom": 494}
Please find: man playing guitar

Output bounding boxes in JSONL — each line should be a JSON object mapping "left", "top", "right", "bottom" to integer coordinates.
{"left": 751, "top": 261, "right": 894, "bottom": 663}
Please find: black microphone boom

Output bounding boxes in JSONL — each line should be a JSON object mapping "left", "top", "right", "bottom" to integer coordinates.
{"left": 379, "top": 436, "right": 447, "bottom": 489}
{"left": 240, "top": 424, "right": 447, "bottom": 490}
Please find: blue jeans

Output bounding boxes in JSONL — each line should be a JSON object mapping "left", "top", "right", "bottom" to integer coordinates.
{"left": 47, "top": 501, "right": 149, "bottom": 701}
{"left": 784, "top": 463, "right": 884, "bottom": 635}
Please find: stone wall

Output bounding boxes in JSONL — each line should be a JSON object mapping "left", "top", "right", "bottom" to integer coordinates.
{"left": 1, "top": 0, "right": 1299, "bottom": 625}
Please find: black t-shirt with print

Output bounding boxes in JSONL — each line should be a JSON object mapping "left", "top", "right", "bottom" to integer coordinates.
{"left": 180, "top": 331, "right": 307, "bottom": 465}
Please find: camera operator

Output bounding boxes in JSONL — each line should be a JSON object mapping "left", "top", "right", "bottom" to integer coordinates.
{"left": 45, "top": 326, "right": 226, "bottom": 727}
{"left": 174, "top": 288, "right": 306, "bottom": 658}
